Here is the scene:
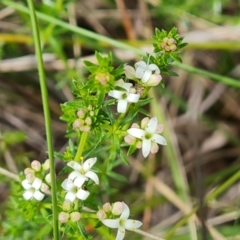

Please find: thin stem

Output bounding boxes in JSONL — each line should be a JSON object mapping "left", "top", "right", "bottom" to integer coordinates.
{"left": 74, "top": 131, "right": 88, "bottom": 161}
{"left": 135, "top": 229, "right": 165, "bottom": 240}
{"left": 26, "top": 0, "right": 59, "bottom": 239}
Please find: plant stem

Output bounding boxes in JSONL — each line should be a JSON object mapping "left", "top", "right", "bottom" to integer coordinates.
{"left": 74, "top": 131, "right": 88, "bottom": 161}
{"left": 26, "top": 0, "right": 59, "bottom": 239}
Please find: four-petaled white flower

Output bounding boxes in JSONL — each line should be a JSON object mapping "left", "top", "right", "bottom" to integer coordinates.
{"left": 102, "top": 202, "right": 142, "bottom": 240}
{"left": 67, "top": 157, "right": 99, "bottom": 185}
{"left": 22, "top": 177, "right": 45, "bottom": 201}
{"left": 134, "top": 61, "right": 161, "bottom": 84}
{"left": 127, "top": 116, "right": 167, "bottom": 158}
{"left": 108, "top": 79, "right": 140, "bottom": 113}
{"left": 61, "top": 178, "right": 90, "bottom": 202}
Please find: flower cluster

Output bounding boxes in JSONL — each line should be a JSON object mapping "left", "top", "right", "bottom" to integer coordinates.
{"left": 125, "top": 116, "right": 167, "bottom": 158}
{"left": 73, "top": 105, "right": 95, "bottom": 132}
{"left": 97, "top": 202, "right": 142, "bottom": 240}
{"left": 21, "top": 159, "right": 50, "bottom": 201}
{"left": 61, "top": 157, "right": 99, "bottom": 202}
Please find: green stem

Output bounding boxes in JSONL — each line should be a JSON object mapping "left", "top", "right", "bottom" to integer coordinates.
{"left": 74, "top": 131, "right": 88, "bottom": 161}
{"left": 26, "top": 0, "right": 59, "bottom": 239}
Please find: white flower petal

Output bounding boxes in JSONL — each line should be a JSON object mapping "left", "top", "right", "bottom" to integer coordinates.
{"left": 76, "top": 188, "right": 90, "bottom": 200}
{"left": 124, "top": 65, "right": 136, "bottom": 79}
{"left": 127, "top": 128, "right": 145, "bottom": 139}
{"left": 117, "top": 99, "right": 128, "bottom": 113}
{"left": 145, "top": 117, "right": 158, "bottom": 133}
{"left": 141, "top": 69, "right": 152, "bottom": 83}
{"left": 68, "top": 171, "right": 81, "bottom": 182}
{"left": 124, "top": 219, "right": 142, "bottom": 230}
{"left": 127, "top": 93, "right": 140, "bottom": 103}
{"left": 122, "top": 83, "right": 132, "bottom": 92}
{"left": 148, "top": 63, "right": 159, "bottom": 72}
{"left": 116, "top": 227, "right": 125, "bottom": 240}
{"left": 135, "top": 61, "right": 146, "bottom": 79}
{"left": 85, "top": 171, "right": 99, "bottom": 184}
{"left": 61, "top": 179, "right": 74, "bottom": 191}
{"left": 115, "top": 79, "right": 125, "bottom": 87}
{"left": 23, "top": 190, "right": 33, "bottom": 200}
{"left": 83, "top": 157, "right": 97, "bottom": 171}
{"left": 151, "top": 134, "right": 167, "bottom": 145}
{"left": 102, "top": 219, "right": 120, "bottom": 229}
{"left": 65, "top": 191, "right": 76, "bottom": 202}
{"left": 22, "top": 179, "right": 32, "bottom": 190}
{"left": 73, "top": 175, "right": 87, "bottom": 188}
{"left": 32, "top": 177, "right": 42, "bottom": 190}
{"left": 67, "top": 161, "right": 81, "bottom": 171}
{"left": 142, "top": 139, "right": 151, "bottom": 158}
{"left": 108, "top": 90, "right": 123, "bottom": 100}
{"left": 120, "top": 202, "right": 130, "bottom": 219}
{"left": 33, "top": 190, "right": 45, "bottom": 201}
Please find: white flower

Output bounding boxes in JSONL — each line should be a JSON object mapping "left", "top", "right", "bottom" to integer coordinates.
{"left": 67, "top": 157, "right": 99, "bottom": 185}
{"left": 61, "top": 178, "right": 90, "bottom": 202}
{"left": 108, "top": 79, "right": 140, "bottom": 113}
{"left": 134, "top": 61, "right": 160, "bottom": 83}
{"left": 102, "top": 202, "right": 142, "bottom": 240}
{"left": 127, "top": 116, "right": 167, "bottom": 158}
{"left": 22, "top": 177, "right": 45, "bottom": 201}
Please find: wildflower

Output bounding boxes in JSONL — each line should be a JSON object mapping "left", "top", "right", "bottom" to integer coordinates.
{"left": 67, "top": 157, "right": 99, "bottom": 185}
{"left": 127, "top": 116, "right": 167, "bottom": 158}
{"left": 125, "top": 61, "right": 162, "bottom": 86}
{"left": 101, "top": 202, "right": 142, "bottom": 240}
{"left": 22, "top": 177, "right": 45, "bottom": 201}
{"left": 108, "top": 79, "right": 140, "bottom": 113}
{"left": 61, "top": 178, "right": 90, "bottom": 202}
{"left": 134, "top": 61, "right": 160, "bottom": 84}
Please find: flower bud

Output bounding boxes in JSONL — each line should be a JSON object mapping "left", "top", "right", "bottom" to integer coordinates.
{"left": 124, "top": 65, "right": 136, "bottom": 80}
{"left": 45, "top": 173, "right": 51, "bottom": 184}
{"left": 165, "top": 46, "right": 170, "bottom": 51}
{"left": 97, "top": 210, "right": 106, "bottom": 221}
{"left": 41, "top": 183, "right": 49, "bottom": 193}
{"left": 77, "top": 109, "right": 86, "bottom": 118}
{"left": 70, "top": 212, "right": 81, "bottom": 222}
{"left": 58, "top": 212, "right": 69, "bottom": 223}
{"left": 162, "top": 37, "right": 169, "bottom": 43}
{"left": 31, "top": 160, "right": 41, "bottom": 172}
{"left": 112, "top": 202, "right": 124, "bottom": 215}
{"left": 24, "top": 167, "right": 34, "bottom": 175}
{"left": 169, "top": 44, "right": 177, "bottom": 51}
{"left": 146, "top": 74, "right": 162, "bottom": 86}
{"left": 63, "top": 200, "right": 71, "bottom": 212}
{"left": 85, "top": 117, "right": 92, "bottom": 125}
{"left": 136, "top": 140, "right": 142, "bottom": 149}
{"left": 156, "top": 124, "right": 164, "bottom": 134}
{"left": 141, "top": 117, "right": 150, "bottom": 129}
{"left": 151, "top": 142, "right": 159, "bottom": 154}
{"left": 25, "top": 172, "right": 35, "bottom": 183}
{"left": 103, "top": 202, "right": 112, "bottom": 212}
{"left": 124, "top": 135, "right": 136, "bottom": 145}
{"left": 42, "top": 159, "right": 50, "bottom": 170}
{"left": 167, "top": 38, "right": 176, "bottom": 45}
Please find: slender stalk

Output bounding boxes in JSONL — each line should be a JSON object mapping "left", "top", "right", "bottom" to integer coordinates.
{"left": 74, "top": 132, "right": 88, "bottom": 161}
{"left": 26, "top": 1, "right": 59, "bottom": 239}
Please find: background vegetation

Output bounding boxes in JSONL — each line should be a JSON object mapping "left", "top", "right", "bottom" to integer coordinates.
{"left": 0, "top": 0, "right": 240, "bottom": 239}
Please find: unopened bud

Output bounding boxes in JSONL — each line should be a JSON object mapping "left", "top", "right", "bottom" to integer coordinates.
{"left": 167, "top": 38, "right": 176, "bottom": 45}
{"left": 112, "top": 202, "right": 124, "bottom": 215}
{"left": 97, "top": 210, "right": 106, "bottom": 221}
{"left": 31, "top": 160, "right": 41, "bottom": 172}
{"left": 85, "top": 117, "right": 92, "bottom": 125}
{"left": 45, "top": 173, "right": 51, "bottom": 184}
{"left": 41, "top": 183, "right": 49, "bottom": 193}
{"left": 25, "top": 172, "right": 35, "bottom": 183}
{"left": 146, "top": 74, "right": 162, "bottom": 86}
{"left": 42, "top": 159, "right": 50, "bottom": 170}
{"left": 103, "top": 202, "right": 112, "bottom": 212}
{"left": 63, "top": 200, "right": 71, "bottom": 212}
{"left": 58, "top": 212, "right": 69, "bottom": 223}
{"left": 141, "top": 117, "right": 150, "bottom": 129}
{"left": 24, "top": 167, "right": 34, "bottom": 175}
{"left": 77, "top": 109, "right": 86, "bottom": 118}
{"left": 124, "top": 135, "right": 136, "bottom": 145}
{"left": 169, "top": 44, "right": 177, "bottom": 51}
{"left": 70, "top": 212, "right": 81, "bottom": 222}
